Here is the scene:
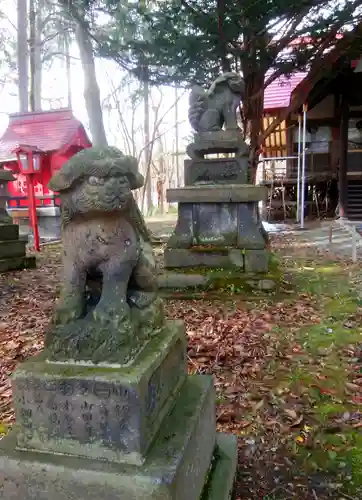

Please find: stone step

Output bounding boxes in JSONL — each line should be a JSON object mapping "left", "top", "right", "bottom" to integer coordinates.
{"left": 0, "top": 375, "right": 236, "bottom": 500}
{"left": 167, "top": 184, "right": 267, "bottom": 203}
{"left": 12, "top": 320, "right": 187, "bottom": 466}
{"left": 0, "top": 255, "right": 36, "bottom": 273}
{"left": 164, "top": 247, "right": 268, "bottom": 273}
{"left": 158, "top": 270, "right": 277, "bottom": 296}
{"left": 204, "top": 433, "right": 238, "bottom": 500}
{"left": 0, "top": 224, "right": 19, "bottom": 241}
{"left": 0, "top": 239, "right": 27, "bottom": 259}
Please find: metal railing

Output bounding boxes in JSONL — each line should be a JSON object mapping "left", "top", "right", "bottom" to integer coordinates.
{"left": 259, "top": 156, "right": 298, "bottom": 182}
{"left": 260, "top": 104, "right": 316, "bottom": 228}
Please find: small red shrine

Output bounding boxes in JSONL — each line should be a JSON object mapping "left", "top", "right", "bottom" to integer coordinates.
{"left": 0, "top": 108, "right": 91, "bottom": 240}
{"left": 0, "top": 108, "right": 91, "bottom": 207}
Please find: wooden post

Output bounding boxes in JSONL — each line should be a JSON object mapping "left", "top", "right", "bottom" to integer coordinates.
{"left": 339, "top": 92, "right": 349, "bottom": 219}
{"left": 328, "top": 224, "right": 333, "bottom": 244}
{"left": 352, "top": 229, "right": 357, "bottom": 263}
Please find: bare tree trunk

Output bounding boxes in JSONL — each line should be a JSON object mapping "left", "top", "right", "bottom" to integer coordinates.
{"left": 244, "top": 70, "right": 264, "bottom": 183}
{"left": 143, "top": 70, "right": 152, "bottom": 214}
{"left": 241, "top": 32, "right": 265, "bottom": 184}
{"left": 64, "top": 30, "right": 72, "bottom": 108}
{"left": 17, "top": 0, "right": 29, "bottom": 112}
{"left": 216, "top": 0, "right": 230, "bottom": 72}
{"left": 29, "top": 0, "right": 35, "bottom": 111}
{"left": 75, "top": 22, "right": 107, "bottom": 147}
{"left": 29, "top": 0, "right": 42, "bottom": 111}
{"left": 174, "top": 86, "right": 180, "bottom": 187}
{"left": 158, "top": 138, "right": 165, "bottom": 214}
{"left": 34, "top": 0, "right": 43, "bottom": 110}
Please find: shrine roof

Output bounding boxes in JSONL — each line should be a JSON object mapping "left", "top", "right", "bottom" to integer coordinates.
{"left": 263, "top": 72, "right": 307, "bottom": 111}
{"left": 0, "top": 108, "right": 90, "bottom": 162}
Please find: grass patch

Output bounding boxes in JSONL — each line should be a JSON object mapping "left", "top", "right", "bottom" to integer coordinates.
{"left": 267, "top": 258, "right": 362, "bottom": 496}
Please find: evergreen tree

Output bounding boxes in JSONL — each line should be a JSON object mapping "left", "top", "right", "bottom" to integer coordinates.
{"left": 62, "top": 0, "right": 362, "bottom": 178}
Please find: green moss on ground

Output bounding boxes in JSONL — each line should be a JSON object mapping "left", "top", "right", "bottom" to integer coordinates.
{"left": 162, "top": 252, "right": 288, "bottom": 298}
{"left": 267, "top": 259, "right": 362, "bottom": 496}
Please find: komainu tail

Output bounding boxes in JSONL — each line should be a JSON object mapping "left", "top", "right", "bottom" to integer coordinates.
{"left": 188, "top": 86, "right": 207, "bottom": 132}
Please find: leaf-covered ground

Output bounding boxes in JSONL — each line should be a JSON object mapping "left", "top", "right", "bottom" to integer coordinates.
{"left": 0, "top": 235, "right": 362, "bottom": 499}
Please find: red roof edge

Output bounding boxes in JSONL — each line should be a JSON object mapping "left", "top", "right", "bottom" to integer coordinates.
{"left": 8, "top": 108, "right": 76, "bottom": 125}
{"left": 58, "top": 124, "right": 92, "bottom": 155}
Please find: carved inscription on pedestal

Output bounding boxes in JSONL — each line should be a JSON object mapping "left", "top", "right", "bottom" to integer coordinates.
{"left": 14, "top": 377, "right": 139, "bottom": 453}
{"left": 145, "top": 339, "right": 186, "bottom": 429}
{"left": 185, "top": 158, "right": 247, "bottom": 186}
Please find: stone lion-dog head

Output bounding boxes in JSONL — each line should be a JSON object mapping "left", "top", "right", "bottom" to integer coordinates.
{"left": 48, "top": 147, "right": 144, "bottom": 225}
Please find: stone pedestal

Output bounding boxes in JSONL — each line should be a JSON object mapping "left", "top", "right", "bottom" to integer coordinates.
{"left": 165, "top": 132, "right": 268, "bottom": 275}
{"left": 0, "top": 170, "right": 36, "bottom": 272}
{"left": 0, "top": 224, "right": 36, "bottom": 272}
{"left": 9, "top": 206, "right": 61, "bottom": 241}
{"left": 0, "top": 321, "right": 237, "bottom": 499}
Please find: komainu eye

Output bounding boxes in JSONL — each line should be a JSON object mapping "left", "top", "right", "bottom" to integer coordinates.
{"left": 88, "top": 176, "right": 105, "bottom": 185}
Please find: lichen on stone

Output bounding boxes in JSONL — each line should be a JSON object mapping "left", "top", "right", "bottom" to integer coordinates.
{"left": 45, "top": 146, "right": 164, "bottom": 365}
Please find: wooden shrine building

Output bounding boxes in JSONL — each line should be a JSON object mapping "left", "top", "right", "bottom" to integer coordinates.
{"left": 260, "top": 25, "right": 362, "bottom": 221}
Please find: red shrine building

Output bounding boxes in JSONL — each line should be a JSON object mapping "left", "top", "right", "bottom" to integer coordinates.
{"left": 0, "top": 108, "right": 91, "bottom": 239}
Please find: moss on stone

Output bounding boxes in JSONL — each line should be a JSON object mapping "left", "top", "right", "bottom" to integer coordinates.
{"left": 268, "top": 252, "right": 282, "bottom": 275}
{"left": 160, "top": 249, "right": 285, "bottom": 300}
{"left": 17, "top": 320, "right": 185, "bottom": 380}
{"left": 189, "top": 246, "right": 230, "bottom": 255}
{"left": 162, "top": 266, "right": 283, "bottom": 292}
{"left": 200, "top": 433, "right": 238, "bottom": 500}
{"left": 200, "top": 447, "right": 221, "bottom": 500}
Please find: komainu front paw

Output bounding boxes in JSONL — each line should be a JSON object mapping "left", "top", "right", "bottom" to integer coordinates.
{"left": 54, "top": 295, "right": 84, "bottom": 325}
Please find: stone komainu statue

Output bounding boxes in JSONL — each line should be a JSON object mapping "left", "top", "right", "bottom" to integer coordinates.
{"left": 188, "top": 72, "right": 245, "bottom": 133}
{"left": 45, "top": 146, "right": 163, "bottom": 364}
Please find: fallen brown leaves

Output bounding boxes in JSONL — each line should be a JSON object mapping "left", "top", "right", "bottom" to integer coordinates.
{"left": 0, "top": 236, "right": 361, "bottom": 499}
{"left": 166, "top": 297, "right": 320, "bottom": 427}
{"left": 0, "top": 247, "right": 60, "bottom": 423}
{"left": 165, "top": 295, "right": 326, "bottom": 499}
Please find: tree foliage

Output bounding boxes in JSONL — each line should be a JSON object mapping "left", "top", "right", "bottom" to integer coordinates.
{"left": 63, "top": 0, "right": 362, "bottom": 88}
{"left": 61, "top": 0, "right": 362, "bottom": 179}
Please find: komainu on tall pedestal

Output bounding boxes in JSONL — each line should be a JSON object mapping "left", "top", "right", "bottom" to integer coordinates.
{"left": 0, "top": 146, "right": 237, "bottom": 500}
{"left": 164, "top": 72, "right": 269, "bottom": 279}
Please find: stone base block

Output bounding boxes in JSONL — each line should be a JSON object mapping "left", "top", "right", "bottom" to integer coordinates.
{"left": 204, "top": 433, "right": 238, "bottom": 500}
{"left": 12, "top": 320, "right": 187, "bottom": 465}
{"left": 164, "top": 248, "right": 244, "bottom": 269}
{"left": 186, "top": 130, "right": 249, "bottom": 159}
{"left": 158, "top": 270, "right": 277, "bottom": 296}
{"left": 0, "top": 224, "right": 19, "bottom": 241}
{"left": 164, "top": 248, "right": 270, "bottom": 273}
{"left": 0, "top": 239, "right": 26, "bottom": 259}
{"left": 244, "top": 249, "right": 269, "bottom": 273}
{"left": 0, "top": 376, "right": 217, "bottom": 500}
{"left": 0, "top": 255, "right": 36, "bottom": 273}
{"left": 184, "top": 158, "right": 248, "bottom": 186}
{"left": 158, "top": 271, "right": 210, "bottom": 289}
{"left": 166, "top": 200, "right": 266, "bottom": 252}
{"left": 9, "top": 207, "right": 61, "bottom": 241}
{"left": 167, "top": 185, "right": 267, "bottom": 203}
